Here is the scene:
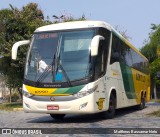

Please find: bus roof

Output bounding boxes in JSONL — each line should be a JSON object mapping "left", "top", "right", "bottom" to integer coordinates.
{"left": 35, "top": 20, "right": 148, "bottom": 61}
{"left": 35, "top": 20, "right": 112, "bottom": 32}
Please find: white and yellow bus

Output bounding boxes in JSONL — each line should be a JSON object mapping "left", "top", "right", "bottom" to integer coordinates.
{"left": 12, "top": 21, "right": 150, "bottom": 119}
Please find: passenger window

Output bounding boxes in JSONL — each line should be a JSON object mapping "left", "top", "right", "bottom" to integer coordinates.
{"left": 94, "top": 28, "right": 111, "bottom": 79}
{"left": 110, "top": 35, "right": 120, "bottom": 64}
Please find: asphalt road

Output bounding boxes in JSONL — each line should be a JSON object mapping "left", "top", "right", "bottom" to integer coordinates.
{"left": 0, "top": 102, "right": 160, "bottom": 137}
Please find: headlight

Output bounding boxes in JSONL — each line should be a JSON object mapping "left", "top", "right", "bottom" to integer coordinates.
{"left": 23, "top": 90, "right": 34, "bottom": 98}
{"left": 73, "top": 85, "right": 98, "bottom": 98}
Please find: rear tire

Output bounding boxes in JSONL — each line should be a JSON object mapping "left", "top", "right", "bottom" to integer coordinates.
{"left": 137, "top": 97, "right": 145, "bottom": 110}
{"left": 50, "top": 114, "right": 65, "bottom": 120}
{"left": 103, "top": 93, "right": 116, "bottom": 119}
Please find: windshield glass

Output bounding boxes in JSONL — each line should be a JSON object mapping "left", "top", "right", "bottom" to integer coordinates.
{"left": 24, "top": 29, "right": 95, "bottom": 84}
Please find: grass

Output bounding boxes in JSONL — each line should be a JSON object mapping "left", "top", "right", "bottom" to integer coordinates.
{"left": 0, "top": 102, "right": 22, "bottom": 111}
{"left": 150, "top": 99, "right": 160, "bottom": 103}
{"left": 149, "top": 110, "right": 160, "bottom": 117}
{"left": 148, "top": 99, "right": 160, "bottom": 117}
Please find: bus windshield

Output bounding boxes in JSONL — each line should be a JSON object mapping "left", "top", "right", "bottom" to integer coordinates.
{"left": 24, "top": 29, "right": 95, "bottom": 84}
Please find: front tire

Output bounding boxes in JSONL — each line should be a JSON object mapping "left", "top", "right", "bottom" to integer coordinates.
{"left": 103, "top": 93, "right": 116, "bottom": 119}
{"left": 50, "top": 114, "right": 65, "bottom": 120}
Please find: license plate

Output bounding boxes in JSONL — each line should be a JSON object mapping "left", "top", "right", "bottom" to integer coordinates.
{"left": 47, "top": 105, "right": 59, "bottom": 110}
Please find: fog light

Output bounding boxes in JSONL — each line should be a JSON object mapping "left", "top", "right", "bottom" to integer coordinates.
{"left": 79, "top": 102, "right": 88, "bottom": 110}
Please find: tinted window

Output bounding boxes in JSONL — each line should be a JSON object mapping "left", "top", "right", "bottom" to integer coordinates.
{"left": 94, "top": 28, "right": 111, "bottom": 78}
{"left": 110, "top": 34, "right": 120, "bottom": 64}
{"left": 25, "top": 30, "right": 96, "bottom": 83}
{"left": 110, "top": 33, "right": 149, "bottom": 74}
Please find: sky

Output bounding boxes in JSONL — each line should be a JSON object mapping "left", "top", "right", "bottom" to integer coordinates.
{"left": 0, "top": 0, "right": 160, "bottom": 49}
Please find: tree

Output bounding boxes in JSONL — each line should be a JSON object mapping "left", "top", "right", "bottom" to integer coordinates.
{"left": 141, "top": 24, "right": 160, "bottom": 75}
{"left": 0, "top": 3, "right": 51, "bottom": 101}
{"left": 140, "top": 24, "right": 160, "bottom": 98}
{"left": 52, "top": 13, "right": 86, "bottom": 23}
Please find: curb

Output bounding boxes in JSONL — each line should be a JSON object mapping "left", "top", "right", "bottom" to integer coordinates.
{"left": 13, "top": 108, "right": 23, "bottom": 111}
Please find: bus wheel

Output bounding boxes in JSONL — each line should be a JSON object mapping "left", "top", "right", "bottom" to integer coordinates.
{"left": 137, "top": 97, "right": 145, "bottom": 110}
{"left": 50, "top": 114, "right": 65, "bottom": 120}
{"left": 103, "top": 93, "right": 116, "bottom": 119}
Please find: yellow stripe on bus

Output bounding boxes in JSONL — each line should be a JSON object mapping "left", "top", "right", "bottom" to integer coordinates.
{"left": 25, "top": 85, "right": 57, "bottom": 96}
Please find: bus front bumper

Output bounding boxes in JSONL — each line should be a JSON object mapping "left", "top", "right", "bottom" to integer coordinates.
{"left": 23, "top": 94, "right": 101, "bottom": 114}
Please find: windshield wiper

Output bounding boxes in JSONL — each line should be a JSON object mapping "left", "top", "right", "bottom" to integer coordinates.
{"left": 36, "top": 61, "right": 54, "bottom": 86}
{"left": 55, "top": 56, "right": 72, "bottom": 87}
{"left": 36, "top": 55, "right": 72, "bottom": 87}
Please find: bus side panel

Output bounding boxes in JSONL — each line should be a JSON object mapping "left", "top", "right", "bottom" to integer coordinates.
{"left": 120, "top": 63, "right": 150, "bottom": 105}
{"left": 106, "top": 62, "right": 129, "bottom": 109}
{"left": 131, "top": 69, "right": 150, "bottom": 104}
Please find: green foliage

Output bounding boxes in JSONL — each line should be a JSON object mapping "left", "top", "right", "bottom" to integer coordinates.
{"left": 4, "top": 92, "right": 20, "bottom": 102}
{"left": 140, "top": 24, "right": 160, "bottom": 85}
{"left": 149, "top": 58, "right": 160, "bottom": 85}
{"left": 0, "top": 103, "right": 22, "bottom": 111}
{"left": 0, "top": 3, "right": 53, "bottom": 99}
{"left": 53, "top": 13, "right": 86, "bottom": 23}
{"left": 150, "top": 58, "right": 160, "bottom": 75}
{"left": 11, "top": 92, "right": 20, "bottom": 102}
{"left": 148, "top": 109, "right": 160, "bottom": 117}
{"left": 141, "top": 25, "right": 160, "bottom": 63}
{"left": 141, "top": 43, "right": 157, "bottom": 63}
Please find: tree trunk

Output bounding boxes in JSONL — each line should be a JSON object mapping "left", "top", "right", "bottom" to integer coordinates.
{"left": 18, "top": 87, "right": 22, "bottom": 99}
{"left": 9, "top": 88, "right": 12, "bottom": 103}
{"left": 153, "top": 82, "right": 157, "bottom": 99}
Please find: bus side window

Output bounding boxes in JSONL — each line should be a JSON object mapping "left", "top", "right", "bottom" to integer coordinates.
{"left": 95, "top": 41, "right": 105, "bottom": 76}
{"left": 94, "top": 28, "right": 111, "bottom": 79}
{"left": 110, "top": 34, "right": 120, "bottom": 64}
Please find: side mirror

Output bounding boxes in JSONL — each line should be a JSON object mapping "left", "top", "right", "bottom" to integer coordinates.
{"left": 12, "top": 40, "right": 30, "bottom": 60}
{"left": 91, "top": 35, "right": 105, "bottom": 56}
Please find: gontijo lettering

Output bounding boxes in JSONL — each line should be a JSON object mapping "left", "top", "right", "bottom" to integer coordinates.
{"left": 136, "top": 73, "right": 145, "bottom": 82}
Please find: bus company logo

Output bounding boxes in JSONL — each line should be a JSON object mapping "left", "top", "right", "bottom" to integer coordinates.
{"left": 96, "top": 98, "right": 105, "bottom": 110}
{"left": 50, "top": 96, "right": 55, "bottom": 101}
